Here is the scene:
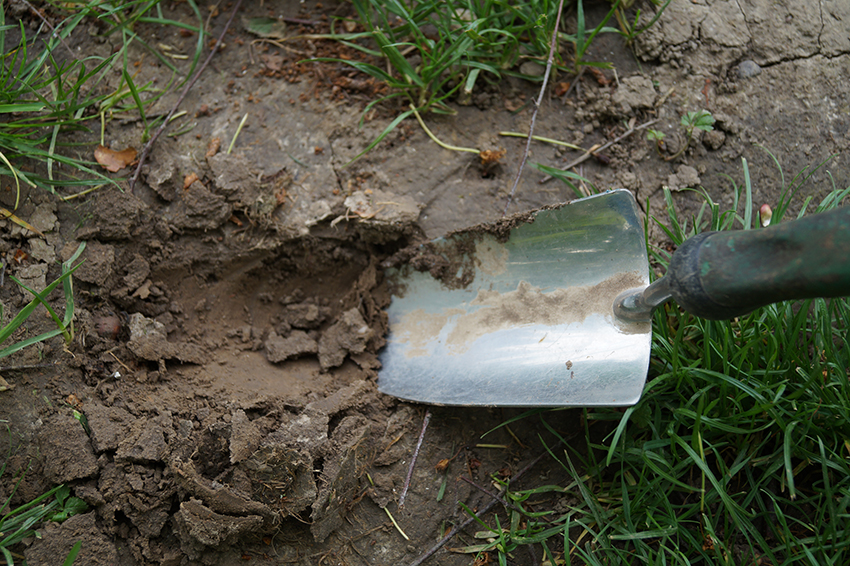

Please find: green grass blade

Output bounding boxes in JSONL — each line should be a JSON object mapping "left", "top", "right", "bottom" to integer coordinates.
{"left": 373, "top": 30, "right": 425, "bottom": 88}
{"left": 7, "top": 276, "right": 68, "bottom": 338}
{"left": 346, "top": 108, "right": 415, "bottom": 166}
{"left": 0, "top": 262, "right": 80, "bottom": 353}
{"left": 742, "top": 157, "right": 753, "bottom": 229}
{"left": 306, "top": 58, "right": 395, "bottom": 84}
{"left": 669, "top": 432, "right": 751, "bottom": 533}
{"left": 62, "top": 541, "right": 83, "bottom": 566}
{"left": 61, "top": 242, "right": 85, "bottom": 328}
{"left": 782, "top": 420, "right": 798, "bottom": 500}
{"left": 0, "top": 103, "right": 46, "bottom": 113}
{"left": 0, "top": 329, "right": 66, "bottom": 359}
{"left": 532, "top": 164, "right": 593, "bottom": 197}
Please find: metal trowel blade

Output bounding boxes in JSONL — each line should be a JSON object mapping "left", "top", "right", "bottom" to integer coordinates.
{"left": 377, "top": 189, "right": 651, "bottom": 407}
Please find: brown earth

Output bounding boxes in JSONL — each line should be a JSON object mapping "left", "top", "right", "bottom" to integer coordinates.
{"left": 1, "top": 0, "right": 848, "bottom": 564}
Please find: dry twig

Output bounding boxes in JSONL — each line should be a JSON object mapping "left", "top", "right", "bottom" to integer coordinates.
{"left": 20, "top": 0, "right": 76, "bottom": 58}
{"left": 459, "top": 475, "right": 516, "bottom": 512}
{"left": 538, "top": 117, "right": 659, "bottom": 184}
{"left": 129, "top": 0, "right": 244, "bottom": 192}
{"left": 399, "top": 409, "right": 431, "bottom": 509}
{"left": 502, "top": 0, "right": 568, "bottom": 214}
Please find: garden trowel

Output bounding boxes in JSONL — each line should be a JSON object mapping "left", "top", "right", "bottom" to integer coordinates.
{"left": 377, "top": 189, "right": 850, "bottom": 407}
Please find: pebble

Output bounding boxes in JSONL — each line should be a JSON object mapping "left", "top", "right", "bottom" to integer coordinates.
{"left": 736, "top": 60, "right": 762, "bottom": 79}
{"left": 518, "top": 61, "right": 545, "bottom": 77}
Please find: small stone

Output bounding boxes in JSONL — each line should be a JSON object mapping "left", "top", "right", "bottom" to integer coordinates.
{"left": 518, "top": 61, "right": 545, "bottom": 77}
{"left": 93, "top": 314, "right": 122, "bottom": 339}
{"left": 736, "top": 60, "right": 762, "bottom": 79}
{"left": 759, "top": 204, "right": 773, "bottom": 227}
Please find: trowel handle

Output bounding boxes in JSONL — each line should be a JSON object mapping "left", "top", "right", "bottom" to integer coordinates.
{"left": 615, "top": 206, "right": 850, "bottom": 321}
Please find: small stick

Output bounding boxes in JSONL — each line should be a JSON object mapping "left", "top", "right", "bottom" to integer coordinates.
{"left": 20, "top": 0, "right": 76, "bottom": 59}
{"left": 560, "top": 66, "right": 585, "bottom": 101}
{"left": 538, "top": 117, "right": 659, "bottom": 184}
{"left": 399, "top": 409, "right": 431, "bottom": 509}
{"left": 459, "top": 476, "right": 517, "bottom": 512}
{"left": 405, "top": 445, "right": 557, "bottom": 566}
{"left": 129, "top": 0, "right": 244, "bottom": 192}
{"left": 503, "top": 0, "right": 567, "bottom": 215}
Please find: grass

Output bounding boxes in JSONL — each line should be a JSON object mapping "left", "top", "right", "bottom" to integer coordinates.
{"left": 647, "top": 109, "right": 716, "bottom": 162}
{"left": 466, "top": 155, "right": 850, "bottom": 565}
{"left": 0, "top": 454, "right": 87, "bottom": 565}
{"left": 312, "top": 0, "right": 566, "bottom": 162}
{"left": 0, "top": 242, "right": 85, "bottom": 359}
{"left": 314, "top": 0, "right": 669, "bottom": 163}
{"left": 0, "top": 0, "right": 205, "bottom": 201}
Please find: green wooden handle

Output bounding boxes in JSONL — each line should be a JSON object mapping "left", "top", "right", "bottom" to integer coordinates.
{"left": 667, "top": 206, "right": 850, "bottom": 320}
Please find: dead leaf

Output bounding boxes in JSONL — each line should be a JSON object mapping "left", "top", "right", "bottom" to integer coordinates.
{"left": 243, "top": 16, "right": 287, "bottom": 39}
{"left": 0, "top": 208, "right": 45, "bottom": 237}
{"left": 94, "top": 145, "right": 137, "bottom": 173}
{"left": 0, "top": 375, "right": 13, "bottom": 392}
{"left": 588, "top": 67, "right": 610, "bottom": 86}
{"left": 554, "top": 81, "right": 570, "bottom": 97}
{"left": 260, "top": 53, "right": 284, "bottom": 72}
{"left": 479, "top": 148, "right": 506, "bottom": 166}
{"left": 12, "top": 249, "right": 28, "bottom": 263}
{"left": 183, "top": 172, "right": 200, "bottom": 189}
{"left": 504, "top": 98, "right": 522, "bottom": 112}
{"left": 205, "top": 137, "right": 221, "bottom": 159}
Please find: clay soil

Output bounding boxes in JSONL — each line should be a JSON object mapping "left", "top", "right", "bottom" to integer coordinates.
{"left": 1, "top": 0, "right": 848, "bottom": 564}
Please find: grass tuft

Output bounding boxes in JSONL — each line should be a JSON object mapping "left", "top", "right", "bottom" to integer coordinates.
{"left": 0, "top": 1, "right": 205, "bottom": 198}
{"left": 0, "top": 457, "right": 87, "bottom": 565}
{"left": 315, "top": 0, "right": 668, "bottom": 162}
{"left": 0, "top": 242, "right": 85, "bottom": 359}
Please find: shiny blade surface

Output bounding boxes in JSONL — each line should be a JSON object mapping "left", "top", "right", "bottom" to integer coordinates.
{"left": 378, "top": 190, "right": 651, "bottom": 407}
